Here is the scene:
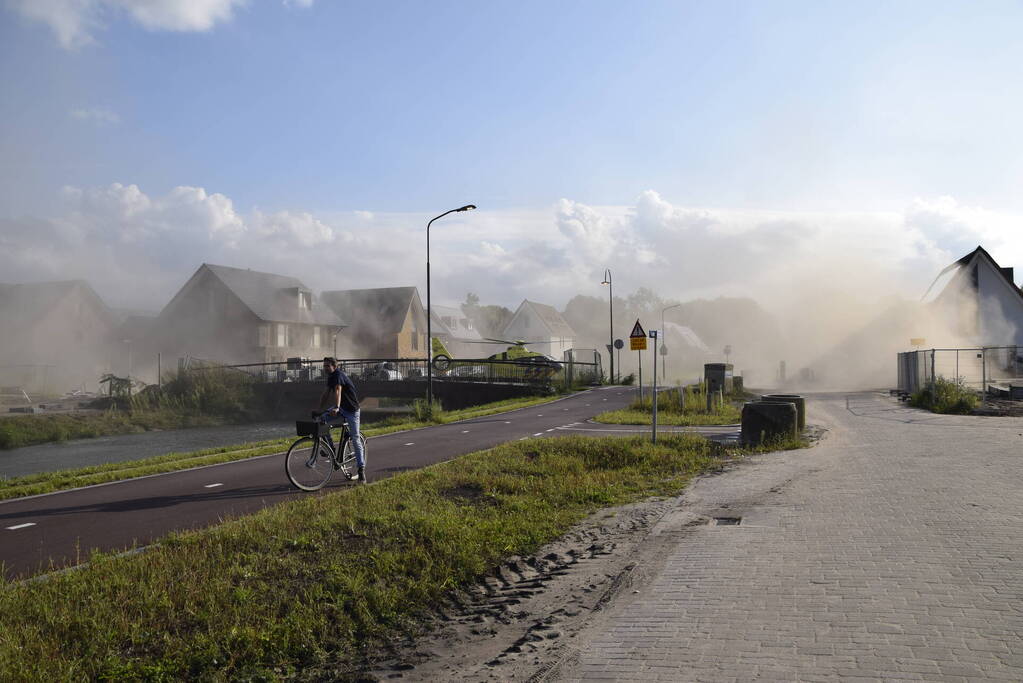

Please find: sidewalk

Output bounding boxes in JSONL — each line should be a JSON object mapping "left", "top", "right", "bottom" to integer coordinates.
{"left": 558, "top": 392, "right": 1023, "bottom": 681}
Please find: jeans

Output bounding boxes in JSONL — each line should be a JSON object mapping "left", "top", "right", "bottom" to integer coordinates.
{"left": 338, "top": 408, "right": 365, "bottom": 468}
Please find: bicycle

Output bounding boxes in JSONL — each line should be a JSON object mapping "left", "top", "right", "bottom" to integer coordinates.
{"left": 285, "top": 411, "right": 368, "bottom": 491}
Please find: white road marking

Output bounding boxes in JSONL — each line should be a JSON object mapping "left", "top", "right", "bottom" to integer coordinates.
{"left": 404, "top": 442, "right": 415, "bottom": 446}
{"left": 204, "top": 483, "right": 223, "bottom": 489}
{"left": 537, "top": 414, "right": 543, "bottom": 417}
{"left": 603, "top": 398, "right": 608, "bottom": 401}
{"left": 546, "top": 428, "right": 555, "bottom": 432}
{"left": 533, "top": 432, "right": 544, "bottom": 437}
{"left": 563, "top": 408, "right": 569, "bottom": 411}
{"left": 519, "top": 437, "right": 528, "bottom": 441}
{"left": 461, "top": 430, "right": 469, "bottom": 433}
{"left": 504, "top": 421, "right": 511, "bottom": 424}
{"left": 6, "top": 523, "right": 35, "bottom": 530}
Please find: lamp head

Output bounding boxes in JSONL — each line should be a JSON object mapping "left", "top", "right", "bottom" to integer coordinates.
{"left": 456, "top": 204, "right": 476, "bottom": 212}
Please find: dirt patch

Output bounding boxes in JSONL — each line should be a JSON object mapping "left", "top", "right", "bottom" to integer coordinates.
{"left": 440, "top": 483, "right": 499, "bottom": 507}
{"left": 306, "top": 494, "right": 709, "bottom": 682}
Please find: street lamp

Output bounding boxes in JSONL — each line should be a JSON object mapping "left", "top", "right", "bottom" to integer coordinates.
{"left": 427, "top": 204, "right": 476, "bottom": 413}
{"left": 661, "top": 303, "right": 681, "bottom": 381}
{"left": 601, "top": 269, "right": 613, "bottom": 383}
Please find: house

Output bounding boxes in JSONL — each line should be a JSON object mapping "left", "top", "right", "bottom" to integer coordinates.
{"left": 922, "top": 245, "right": 1023, "bottom": 347}
{"left": 429, "top": 304, "right": 502, "bottom": 358}
{"left": 0, "top": 280, "right": 117, "bottom": 392}
{"left": 321, "top": 287, "right": 428, "bottom": 358}
{"left": 148, "top": 264, "right": 343, "bottom": 367}
{"left": 501, "top": 300, "right": 577, "bottom": 360}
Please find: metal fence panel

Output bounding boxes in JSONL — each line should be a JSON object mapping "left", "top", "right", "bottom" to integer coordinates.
{"left": 897, "top": 346, "right": 1023, "bottom": 395}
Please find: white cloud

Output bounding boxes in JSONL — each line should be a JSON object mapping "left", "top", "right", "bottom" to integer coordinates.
{"left": 2, "top": 182, "right": 1020, "bottom": 328}
{"left": 7, "top": 0, "right": 248, "bottom": 49}
{"left": 70, "top": 106, "right": 121, "bottom": 124}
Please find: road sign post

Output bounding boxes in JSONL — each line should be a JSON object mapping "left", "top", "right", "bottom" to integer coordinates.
{"left": 613, "top": 339, "right": 624, "bottom": 385}
{"left": 630, "top": 320, "right": 647, "bottom": 401}
{"left": 650, "top": 330, "right": 658, "bottom": 443}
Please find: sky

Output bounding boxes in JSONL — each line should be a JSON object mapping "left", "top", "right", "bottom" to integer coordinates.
{"left": 2, "top": 0, "right": 1023, "bottom": 317}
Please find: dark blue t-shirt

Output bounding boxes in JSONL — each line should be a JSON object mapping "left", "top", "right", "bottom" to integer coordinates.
{"left": 327, "top": 369, "right": 360, "bottom": 413}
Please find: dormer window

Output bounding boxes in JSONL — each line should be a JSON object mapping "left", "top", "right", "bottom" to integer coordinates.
{"left": 299, "top": 291, "right": 312, "bottom": 309}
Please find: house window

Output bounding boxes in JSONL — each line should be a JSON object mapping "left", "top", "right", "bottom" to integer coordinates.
{"left": 258, "top": 325, "right": 270, "bottom": 347}
{"left": 299, "top": 292, "right": 312, "bottom": 309}
{"left": 412, "top": 331, "right": 419, "bottom": 351}
{"left": 277, "top": 324, "right": 289, "bottom": 347}
{"left": 313, "top": 326, "right": 321, "bottom": 348}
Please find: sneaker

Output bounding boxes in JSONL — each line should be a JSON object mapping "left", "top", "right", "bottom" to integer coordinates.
{"left": 356, "top": 466, "right": 367, "bottom": 483}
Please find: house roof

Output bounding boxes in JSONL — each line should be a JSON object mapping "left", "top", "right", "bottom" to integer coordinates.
{"left": 203, "top": 264, "right": 342, "bottom": 326}
{"left": 430, "top": 304, "right": 483, "bottom": 340}
{"left": 923, "top": 245, "right": 1023, "bottom": 305}
{"left": 321, "top": 286, "right": 421, "bottom": 334}
{"left": 521, "top": 300, "right": 576, "bottom": 339}
{"left": 0, "top": 280, "right": 113, "bottom": 331}
{"left": 664, "top": 322, "right": 710, "bottom": 353}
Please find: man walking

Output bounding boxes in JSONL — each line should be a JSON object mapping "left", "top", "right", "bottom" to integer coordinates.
{"left": 318, "top": 357, "right": 366, "bottom": 482}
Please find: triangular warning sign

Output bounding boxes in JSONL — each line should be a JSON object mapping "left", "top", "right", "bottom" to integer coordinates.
{"left": 629, "top": 319, "right": 646, "bottom": 338}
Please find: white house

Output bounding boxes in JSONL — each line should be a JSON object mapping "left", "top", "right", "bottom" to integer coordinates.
{"left": 923, "top": 245, "right": 1023, "bottom": 347}
{"left": 501, "top": 300, "right": 577, "bottom": 360}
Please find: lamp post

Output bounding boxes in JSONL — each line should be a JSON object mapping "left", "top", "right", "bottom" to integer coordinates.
{"left": 427, "top": 204, "right": 476, "bottom": 413}
{"left": 661, "top": 303, "right": 681, "bottom": 381}
{"left": 601, "top": 269, "right": 613, "bottom": 383}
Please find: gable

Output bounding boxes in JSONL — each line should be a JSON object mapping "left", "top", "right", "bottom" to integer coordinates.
{"left": 321, "top": 287, "right": 419, "bottom": 334}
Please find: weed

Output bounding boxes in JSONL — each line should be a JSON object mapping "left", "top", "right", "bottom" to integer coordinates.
{"left": 909, "top": 377, "right": 978, "bottom": 414}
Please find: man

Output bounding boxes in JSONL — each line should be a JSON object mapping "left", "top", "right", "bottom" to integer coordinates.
{"left": 318, "top": 357, "right": 366, "bottom": 482}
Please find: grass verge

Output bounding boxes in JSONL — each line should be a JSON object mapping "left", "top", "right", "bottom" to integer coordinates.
{"left": 0, "top": 393, "right": 576, "bottom": 502}
{"left": 0, "top": 433, "right": 804, "bottom": 680}
{"left": 594, "top": 385, "right": 743, "bottom": 426}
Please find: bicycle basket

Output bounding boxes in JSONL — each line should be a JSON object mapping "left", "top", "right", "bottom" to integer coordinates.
{"left": 295, "top": 420, "right": 322, "bottom": 438}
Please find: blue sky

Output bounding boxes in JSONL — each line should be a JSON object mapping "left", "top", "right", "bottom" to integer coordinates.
{"left": 2, "top": 0, "right": 1022, "bottom": 323}
{"left": 5, "top": 0, "right": 1023, "bottom": 215}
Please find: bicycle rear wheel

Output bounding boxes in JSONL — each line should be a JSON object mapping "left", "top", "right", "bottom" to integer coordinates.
{"left": 337, "top": 434, "right": 367, "bottom": 480}
{"left": 285, "top": 436, "right": 335, "bottom": 491}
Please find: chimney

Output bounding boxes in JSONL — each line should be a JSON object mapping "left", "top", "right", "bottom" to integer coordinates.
{"left": 1001, "top": 266, "right": 1015, "bottom": 284}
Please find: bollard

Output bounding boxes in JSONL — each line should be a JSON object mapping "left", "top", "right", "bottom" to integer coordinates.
{"left": 741, "top": 400, "right": 797, "bottom": 446}
{"left": 762, "top": 394, "right": 805, "bottom": 431}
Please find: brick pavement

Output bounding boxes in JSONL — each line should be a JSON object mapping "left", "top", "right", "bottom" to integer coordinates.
{"left": 558, "top": 392, "right": 1023, "bottom": 682}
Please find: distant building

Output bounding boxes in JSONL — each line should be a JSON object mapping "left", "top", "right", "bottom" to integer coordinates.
{"left": 321, "top": 286, "right": 427, "bottom": 358}
{"left": 923, "top": 245, "right": 1023, "bottom": 346}
{"left": 149, "top": 263, "right": 343, "bottom": 366}
{"left": 0, "top": 280, "right": 116, "bottom": 392}
{"left": 501, "top": 300, "right": 577, "bottom": 360}
{"left": 429, "top": 303, "right": 503, "bottom": 358}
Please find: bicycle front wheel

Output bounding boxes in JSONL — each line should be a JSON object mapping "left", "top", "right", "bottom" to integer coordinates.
{"left": 337, "top": 434, "right": 367, "bottom": 480}
{"left": 285, "top": 436, "right": 335, "bottom": 491}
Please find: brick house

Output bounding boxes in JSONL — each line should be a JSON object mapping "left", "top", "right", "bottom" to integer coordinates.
{"left": 148, "top": 264, "right": 343, "bottom": 366}
{"left": 321, "top": 286, "right": 428, "bottom": 358}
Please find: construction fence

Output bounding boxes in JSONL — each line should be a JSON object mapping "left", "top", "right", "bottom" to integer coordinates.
{"left": 183, "top": 348, "right": 603, "bottom": 390}
{"left": 897, "top": 346, "right": 1023, "bottom": 395}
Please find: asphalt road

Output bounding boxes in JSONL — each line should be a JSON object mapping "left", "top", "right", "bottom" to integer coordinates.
{"left": 0, "top": 387, "right": 738, "bottom": 580}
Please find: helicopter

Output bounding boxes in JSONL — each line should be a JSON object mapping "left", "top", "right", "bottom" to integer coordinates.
{"left": 431, "top": 337, "right": 563, "bottom": 378}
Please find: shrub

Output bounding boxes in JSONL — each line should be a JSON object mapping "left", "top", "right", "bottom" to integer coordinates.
{"left": 620, "top": 373, "right": 636, "bottom": 386}
{"left": 910, "top": 376, "right": 978, "bottom": 414}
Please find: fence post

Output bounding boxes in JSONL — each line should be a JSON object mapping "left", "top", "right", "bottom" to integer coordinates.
{"left": 982, "top": 347, "right": 987, "bottom": 404}
{"left": 930, "top": 349, "right": 936, "bottom": 393}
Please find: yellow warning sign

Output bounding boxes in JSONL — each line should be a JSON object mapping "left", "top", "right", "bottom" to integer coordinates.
{"left": 630, "top": 320, "right": 647, "bottom": 350}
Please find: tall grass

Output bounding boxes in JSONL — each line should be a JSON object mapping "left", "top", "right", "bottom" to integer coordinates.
{"left": 596, "top": 383, "right": 743, "bottom": 426}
